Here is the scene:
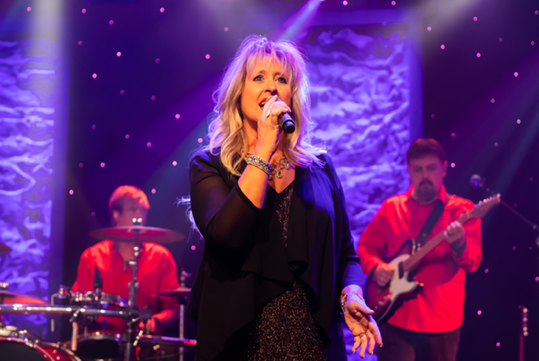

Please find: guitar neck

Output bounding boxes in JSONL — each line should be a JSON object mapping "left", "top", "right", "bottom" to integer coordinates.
{"left": 403, "top": 212, "right": 471, "bottom": 272}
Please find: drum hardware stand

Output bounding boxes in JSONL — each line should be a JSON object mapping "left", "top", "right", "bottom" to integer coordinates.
{"left": 179, "top": 269, "right": 191, "bottom": 361}
{"left": 124, "top": 218, "right": 143, "bottom": 361}
{"left": 50, "top": 284, "right": 70, "bottom": 333}
{"left": 519, "top": 305, "right": 529, "bottom": 361}
{"left": 0, "top": 282, "right": 8, "bottom": 304}
{"left": 0, "top": 283, "right": 7, "bottom": 326}
{"left": 69, "top": 308, "right": 82, "bottom": 352}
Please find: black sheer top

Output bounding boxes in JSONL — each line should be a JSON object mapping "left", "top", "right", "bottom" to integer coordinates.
{"left": 187, "top": 149, "right": 365, "bottom": 360}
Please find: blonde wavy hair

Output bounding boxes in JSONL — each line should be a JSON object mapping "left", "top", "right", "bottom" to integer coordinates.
{"left": 204, "top": 34, "right": 325, "bottom": 176}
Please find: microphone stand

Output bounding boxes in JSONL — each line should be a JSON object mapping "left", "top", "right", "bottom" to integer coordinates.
{"left": 124, "top": 220, "right": 143, "bottom": 361}
{"left": 477, "top": 181, "right": 538, "bottom": 356}
{"left": 479, "top": 184, "right": 539, "bottom": 234}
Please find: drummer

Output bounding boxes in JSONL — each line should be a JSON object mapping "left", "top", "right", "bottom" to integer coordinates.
{"left": 72, "top": 185, "right": 180, "bottom": 334}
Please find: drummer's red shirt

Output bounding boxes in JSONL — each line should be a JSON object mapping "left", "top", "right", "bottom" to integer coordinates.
{"left": 72, "top": 240, "right": 179, "bottom": 333}
{"left": 357, "top": 185, "right": 482, "bottom": 332}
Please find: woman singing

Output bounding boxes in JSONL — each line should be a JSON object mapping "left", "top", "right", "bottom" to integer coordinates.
{"left": 186, "top": 35, "right": 382, "bottom": 360}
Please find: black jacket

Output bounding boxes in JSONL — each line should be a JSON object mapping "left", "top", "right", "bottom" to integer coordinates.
{"left": 187, "top": 149, "right": 365, "bottom": 360}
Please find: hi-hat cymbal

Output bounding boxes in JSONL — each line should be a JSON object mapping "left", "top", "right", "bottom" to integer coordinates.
{"left": 155, "top": 287, "right": 191, "bottom": 298}
{"left": 0, "top": 291, "right": 49, "bottom": 305}
{"left": 0, "top": 244, "right": 11, "bottom": 253}
{"left": 89, "top": 226, "right": 185, "bottom": 244}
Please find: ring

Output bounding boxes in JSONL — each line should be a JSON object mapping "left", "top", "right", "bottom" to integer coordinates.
{"left": 358, "top": 332, "right": 367, "bottom": 338}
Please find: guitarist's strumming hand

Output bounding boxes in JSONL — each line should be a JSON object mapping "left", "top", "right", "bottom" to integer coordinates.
{"left": 341, "top": 286, "right": 383, "bottom": 358}
{"left": 373, "top": 263, "right": 395, "bottom": 287}
{"left": 444, "top": 221, "right": 466, "bottom": 255}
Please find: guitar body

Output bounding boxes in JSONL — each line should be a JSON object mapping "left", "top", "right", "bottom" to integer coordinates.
{"left": 365, "top": 238, "right": 423, "bottom": 323}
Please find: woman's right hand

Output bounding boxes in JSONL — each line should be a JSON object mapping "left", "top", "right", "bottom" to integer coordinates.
{"left": 254, "top": 95, "right": 291, "bottom": 160}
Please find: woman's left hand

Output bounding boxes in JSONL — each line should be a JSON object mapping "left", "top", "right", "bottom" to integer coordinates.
{"left": 343, "top": 293, "right": 383, "bottom": 358}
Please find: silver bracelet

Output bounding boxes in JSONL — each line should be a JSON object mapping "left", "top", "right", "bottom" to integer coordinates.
{"left": 340, "top": 292, "right": 364, "bottom": 313}
{"left": 245, "top": 153, "right": 273, "bottom": 176}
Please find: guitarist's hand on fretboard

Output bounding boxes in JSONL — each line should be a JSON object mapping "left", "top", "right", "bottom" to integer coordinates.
{"left": 373, "top": 262, "right": 395, "bottom": 287}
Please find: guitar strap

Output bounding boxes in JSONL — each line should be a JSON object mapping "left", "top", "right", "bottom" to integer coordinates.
{"left": 415, "top": 199, "right": 445, "bottom": 248}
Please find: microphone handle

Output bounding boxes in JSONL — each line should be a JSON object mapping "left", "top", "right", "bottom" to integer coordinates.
{"left": 281, "top": 113, "right": 295, "bottom": 133}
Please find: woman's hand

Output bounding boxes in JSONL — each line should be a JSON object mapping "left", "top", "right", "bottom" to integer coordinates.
{"left": 254, "top": 95, "right": 291, "bottom": 160}
{"left": 343, "top": 293, "right": 383, "bottom": 358}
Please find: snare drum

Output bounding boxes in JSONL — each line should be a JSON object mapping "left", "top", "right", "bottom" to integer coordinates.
{"left": 0, "top": 336, "right": 80, "bottom": 361}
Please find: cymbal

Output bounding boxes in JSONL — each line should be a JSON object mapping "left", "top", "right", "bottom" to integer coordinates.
{"left": 89, "top": 226, "right": 185, "bottom": 244}
{"left": 0, "top": 291, "right": 48, "bottom": 305}
{"left": 0, "top": 244, "right": 11, "bottom": 253}
{"left": 154, "top": 287, "right": 191, "bottom": 298}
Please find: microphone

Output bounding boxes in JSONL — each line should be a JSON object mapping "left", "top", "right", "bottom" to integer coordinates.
{"left": 281, "top": 113, "right": 295, "bottom": 134}
{"left": 470, "top": 174, "right": 484, "bottom": 188}
{"left": 261, "top": 96, "right": 295, "bottom": 133}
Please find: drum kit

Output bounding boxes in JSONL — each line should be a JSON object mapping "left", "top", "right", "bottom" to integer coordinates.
{"left": 0, "top": 225, "right": 196, "bottom": 361}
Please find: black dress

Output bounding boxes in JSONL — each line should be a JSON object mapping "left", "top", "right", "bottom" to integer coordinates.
{"left": 241, "top": 184, "right": 329, "bottom": 360}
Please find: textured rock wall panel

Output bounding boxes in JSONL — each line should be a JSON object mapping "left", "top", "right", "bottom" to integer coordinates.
{"left": 306, "top": 26, "right": 411, "bottom": 251}
{"left": 0, "top": 40, "right": 56, "bottom": 336}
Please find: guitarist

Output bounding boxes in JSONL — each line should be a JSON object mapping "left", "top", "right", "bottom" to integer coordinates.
{"left": 357, "top": 139, "right": 482, "bottom": 361}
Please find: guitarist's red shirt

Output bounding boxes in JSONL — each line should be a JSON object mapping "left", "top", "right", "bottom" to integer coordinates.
{"left": 357, "top": 185, "right": 482, "bottom": 332}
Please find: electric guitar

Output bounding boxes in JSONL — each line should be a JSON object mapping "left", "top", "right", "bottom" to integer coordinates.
{"left": 365, "top": 195, "right": 500, "bottom": 323}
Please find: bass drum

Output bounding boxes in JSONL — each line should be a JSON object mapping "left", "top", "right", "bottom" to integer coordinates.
{"left": 0, "top": 336, "right": 81, "bottom": 361}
